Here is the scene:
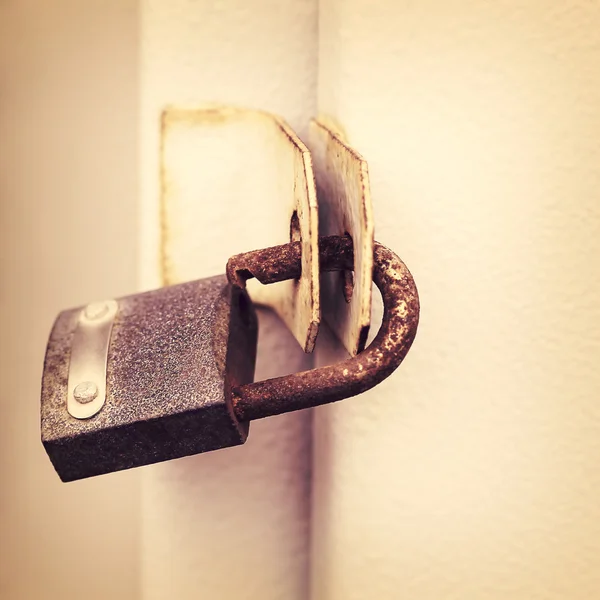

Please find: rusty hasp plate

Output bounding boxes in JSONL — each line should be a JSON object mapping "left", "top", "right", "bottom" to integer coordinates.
{"left": 227, "top": 235, "right": 420, "bottom": 421}
{"left": 161, "top": 105, "right": 320, "bottom": 352}
{"left": 309, "top": 119, "right": 375, "bottom": 356}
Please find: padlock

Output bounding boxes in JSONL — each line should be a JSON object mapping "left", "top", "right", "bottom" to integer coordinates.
{"left": 41, "top": 276, "right": 258, "bottom": 481}
{"left": 41, "top": 235, "right": 419, "bottom": 481}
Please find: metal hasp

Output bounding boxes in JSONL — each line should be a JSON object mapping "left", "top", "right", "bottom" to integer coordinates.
{"left": 227, "top": 235, "right": 420, "bottom": 421}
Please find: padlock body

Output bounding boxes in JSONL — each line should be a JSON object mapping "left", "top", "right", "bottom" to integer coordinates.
{"left": 41, "top": 275, "right": 257, "bottom": 482}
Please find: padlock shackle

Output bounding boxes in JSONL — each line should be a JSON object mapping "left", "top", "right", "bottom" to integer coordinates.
{"left": 226, "top": 235, "right": 420, "bottom": 421}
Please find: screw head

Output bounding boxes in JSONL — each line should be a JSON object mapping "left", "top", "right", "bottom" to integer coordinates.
{"left": 84, "top": 302, "right": 110, "bottom": 321}
{"left": 73, "top": 381, "right": 98, "bottom": 404}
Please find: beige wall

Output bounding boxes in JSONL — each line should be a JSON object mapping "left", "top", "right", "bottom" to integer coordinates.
{"left": 312, "top": 1, "right": 600, "bottom": 598}
{"left": 0, "top": 2, "right": 140, "bottom": 598}
{"left": 2, "top": 1, "right": 600, "bottom": 599}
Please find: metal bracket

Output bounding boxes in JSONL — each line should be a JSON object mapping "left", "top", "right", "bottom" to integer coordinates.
{"left": 309, "top": 118, "right": 375, "bottom": 356}
{"left": 227, "top": 235, "right": 420, "bottom": 420}
{"left": 66, "top": 300, "right": 118, "bottom": 419}
{"left": 160, "top": 105, "right": 320, "bottom": 352}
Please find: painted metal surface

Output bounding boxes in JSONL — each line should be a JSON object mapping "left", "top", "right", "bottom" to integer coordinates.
{"left": 309, "top": 119, "right": 374, "bottom": 355}
{"left": 161, "top": 106, "right": 320, "bottom": 352}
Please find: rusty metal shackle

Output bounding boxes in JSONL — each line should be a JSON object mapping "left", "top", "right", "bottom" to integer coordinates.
{"left": 226, "top": 235, "right": 420, "bottom": 421}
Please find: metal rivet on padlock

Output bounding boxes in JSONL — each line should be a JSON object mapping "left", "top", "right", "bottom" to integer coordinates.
{"left": 73, "top": 382, "right": 98, "bottom": 404}
{"left": 40, "top": 236, "right": 419, "bottom": 482}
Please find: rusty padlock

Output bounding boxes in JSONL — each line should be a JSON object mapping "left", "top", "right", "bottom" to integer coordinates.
{"left": 41, "top": 236, "right": 419, "bottom": 481}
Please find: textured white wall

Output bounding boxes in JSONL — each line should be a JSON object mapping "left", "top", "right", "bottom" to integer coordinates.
{"left": 312, "top": 1, "right": 600, "bottom": 598}
{"left": 0, "top": 2, "right": 140, "bottom": 599}
{"left": 139, "top": 2, "right": 317, "bottom": 599}
{"left": 4, "top": 2, "right": 600, "bottom": 599}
